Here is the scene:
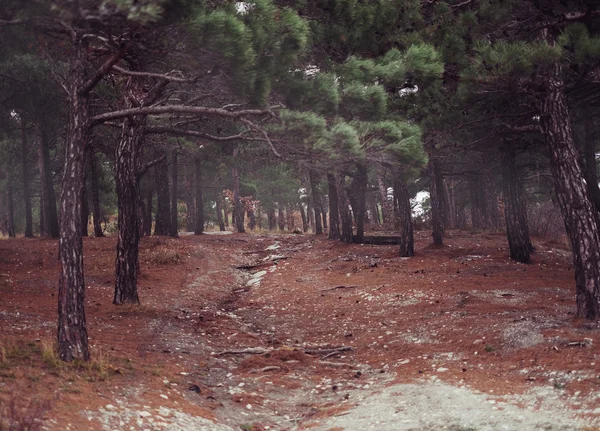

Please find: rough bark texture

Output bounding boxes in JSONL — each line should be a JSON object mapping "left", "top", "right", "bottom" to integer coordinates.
{"left": 20, "top": 123, "right": 33, "bottom": 237}
{"left": 309, "top": 170, "right": 323, "bottom": 235}
{"left": 539, "top": 63, "right": 600, "bottom": 319}
{"left": 89, "top": 148, "right": 104, "bottom": 237}
{"left": 429, "top": 159, "right": 444, "bottom": 245}
{"left": 58, "top": 38, "right": 90, "bottom": 362}
{"left": 396, "top": 177, "right": 414, "bottom": 257}
{"left": 170, "top": 150, "right": 179, "bottom": 237}
{"left": 154, "top": 154, "right": 170, "bottom": 235}
{"left": 113, "top": 112, "right": 144, "bottom": 305}
{"left": 327, "top": 173, "right": 341, "bottom": 240}
{"left": 501, "top": 144, "right": 533, "bottom": 264}
{"left": 232, "top": 165, "right": 245, "bottom": 233}
{"left": 194, "top": 158, "right": 204, "bottom": 235}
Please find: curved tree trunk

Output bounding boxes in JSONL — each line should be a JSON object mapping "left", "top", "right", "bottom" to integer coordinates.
{"left": 170, "top": 150, "right": 179, "bottom": 237}
{"left": 194, "top": 157, "right": 204, "bottom": 235}
{"left": 58, "top": 39, "right": 90, "bottom": 362}
{"left": 539, "top": 63, "right": 600, "bottom": 319}
{"left": 501, "top": 144, "right": 533, "bottom": 264}
{"left": 327, "top": 173, "right": 341, "bottom": 240}
{"left": 396, "top": 177, "right": 414, "bottom": 257}
{"left": 309, "top": 170, "right": 323, "bottom": 235}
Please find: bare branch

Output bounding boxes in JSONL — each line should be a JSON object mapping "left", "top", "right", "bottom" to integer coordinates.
{"left": 80, "top": 44, "right": 129, "bottom": 96}
{"left": 240, "top": 117, "right": 281, "bottom": 157}
{"left": 90, "top": 105, "right": 279, "bottom": 124}
{"left": 137, "top": 154, "right": 167, "bottom": 178}
{"left": 111, "top": 65, "right": 199, "bottom": 83}
{"left": 144, "top": 126, "right": 261, "bottom": 142}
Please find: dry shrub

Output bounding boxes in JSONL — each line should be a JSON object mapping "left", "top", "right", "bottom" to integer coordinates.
{"left": 0, "top": 392, "right": 51, "bottom": 431}
{"left": 145, "top": 246, "right": 182, "bottom": 265}
{"left": 527, "top": 202, "right": 568, "bottom": 247}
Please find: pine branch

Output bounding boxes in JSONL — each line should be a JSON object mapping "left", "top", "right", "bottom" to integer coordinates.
{"left": 137, "top": 155, "right": 167, "bottom": 178}
{"left": 111, "top": 65, "right": 200, "bottom": 83}
{"left": 79, "top": 44, "right": 129, "bottom": 96}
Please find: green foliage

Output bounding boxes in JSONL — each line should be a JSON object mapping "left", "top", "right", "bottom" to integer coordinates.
{"left": 558, "top": 24, "right": 600, "bottom": 62}
{"left": 314, "top": 121, "right": 361, "bottom": 159}
{"left": 339, "top": 83, "right": 387, "bottom": 121}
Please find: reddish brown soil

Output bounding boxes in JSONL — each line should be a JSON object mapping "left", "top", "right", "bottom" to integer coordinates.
{"left": 0, "top": 230, "right": 599, "bottom": 430}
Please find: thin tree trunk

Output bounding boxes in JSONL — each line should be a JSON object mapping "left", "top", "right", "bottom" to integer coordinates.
{"left": 327, "top": 173, "right": 341, "bottom": 239}
{"left": 113, "top": 113, "right": 143, "bottom": 305}
{"left": 194, "top": 157, "right": 204, "bottom": 235}
{"left": 501, "top": 144, "right": 533, "bottom": 264}
{"left": 170, "top": 150, "right": 179, "bottom": 237}
{"left": 6, "top": 183, "right": 15, "bottom": 238}
{"left": 88, "top": 148, "right": 104, "bottom": 237}
{"left": 20, "top": 123, "right": 33, "bottom": 237}
{"left": 286, "top": 205, "right": 294, "bottom": 230}
{"left": 396, "top": 177, "right": 414, "bottom": 257}
{"left": 81, "top": 147, "right": 89, "bottom": 237}
{"left": 268, "top": 208, "right": 276, "bottom": 230}
{"left": 337, "top": 174, "right": 353, "bottom": 243}
{"left": 429, "top": 159, "right": 444, "bottom": 245}
{"left": 300, "top": 204, "right": 308, "bottom": 232}
{"left": 539, "top": 63, "right": 600, "bottom": 319}
{"left": 216, "top": 193, "right": 225, "bottom": 231}
{"left": 309, "top": 170, "right": 323, "bottom": 235}
{"left": 350, "top": 164, "right": 367, "bottom": 242}
{"left": 248, "top": 207, "right": 256, "bottom": 230}
{"left": 446, "top": 179, "right": 456, "bottom": 230}
{"left": 154, "top": 153, "right": 170, "bottom": 235}
{"left": 278, "top": 206, "right": 285, "bottom": 231}
{"left": 232, "top": 164, "right": 245, "bottom": 233}
{"left": 58, "top": 38, "right": 90, "bottom": 362}
{"left": 38, "top": 137, "right": 49, "bottom": 237}
{"left": 378, "top": 177, "right": 390, "bottom": 224}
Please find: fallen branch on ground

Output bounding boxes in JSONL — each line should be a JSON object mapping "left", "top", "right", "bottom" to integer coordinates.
{"left": 320, "top": 285, "right": 360, "bottom": 292}
{"left": 249, "top": 366, "right": 281, "bottom": 373}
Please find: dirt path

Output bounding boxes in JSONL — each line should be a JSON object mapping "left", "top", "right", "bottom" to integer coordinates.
{"left": 1, "top": 232, "right": 599, "bottom": 430}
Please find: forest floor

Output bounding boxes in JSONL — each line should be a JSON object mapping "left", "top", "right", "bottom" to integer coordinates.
{"left": 0, "top": 230, "right": 599, "bottom": 431}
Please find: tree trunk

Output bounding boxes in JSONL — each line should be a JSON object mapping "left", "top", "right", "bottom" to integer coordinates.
{"left": 337, "top": 174, "right": 353, "bottom": 243}
{"left": 185, "top": 160, "right": 195, "bottom": 233}
{"left": 501, "top": 144, "right": 533, "bottom": 264}
{"left": 248, "top": 207, "right": 256, "bottom": 230}
{"left": 232, "top": 165, "right": 245, "bottom": 233}
{"left": 468, "top": 174, "right": 487, "bottom": 230}
{"left": 6, "top": 183, "right": 15, "bottom": 238}
{"left": 154, "top": 153, "right": 170, "bottom": 235}
{"left": 286, "top": 205, "right": 294, "bottom": 230}
{"left": 113, "top": 114, "right": 143, "bottom": 305}
{"left": 88, "top": 148, "right": 105, "bottom": 237}
{"left": 378, "top": 177, "right": 390, "bottom": 224}
{"left": 539, "top": 63, "right": 600, "bottom": 319}
{"left": 278, "top": 206, "right": 285, "bottom": 231}
{"left": 582, "top": 116, "right": 600, "bottom": 216}
{"left": 58, "top": 38, "right": 90, "bottom": 362}
{"left": 216, "top": 193, "right": 225, "bottom": 231}
{"left": 446, "top": 178, "right": 457, "bottom": 230}
{"left": 170, "top": 150, "right": 179, "bottom": 237}
{"left": 429, "top": 159, "right": 444, "bottom": 245}
{"left": 20, "top": 123, "right": 33, "bottom": 237}
{"left": 309, "top": 170, "right": 323, "bottom": 235}
{"left": 396, "top": 177, "right": 414, "bottom": 257}
{"left": 38, "top": 124, "right": 59, "bottom": 237}
{"left": 80, "top": 148, "right": 89, "bottom": 237}
{"left": 194, "top": 157, "right": 204, "bottom": 235}
{"left": 300, "top": 204, "right": 308, "bottom": 232}
{"left": 327, "top": 173, "right": 341, "bottom": 239}
{"left": 268, "top": 208, "right": 276, "bottom": 230}
{"left": 349, "top": 164, "right": 367, "bottom": 242}
{"left": 144, "top": 186, "right": 153, "bottom": 236}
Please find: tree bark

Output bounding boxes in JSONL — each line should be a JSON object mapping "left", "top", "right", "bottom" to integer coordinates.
{"left": 232, "top": 164, "right": 245, "bottom": 233}
{"left": 6, "top": 182, "right": 15, "bottom": 238}
{"left": 501, "top": 144, "right": 533, "bottom": 264}
{"left": 337, "top": 174, "right": 353, "bottom": 243}
{"left": 309, "top": 170, "right": 323, "bottom": 235}
{"left": 170, "top": 150, "right": 179, "bottom": 237}
{"left": 268, "top": 208, "right": 276, "bottom": 231}
{"left": 38, "top": 124, "right": 59, "bottom": 237}
{"left": 327, "top": 173, "right": 341, "bottom": 239}
{"left": 349, "top": 164, "right": 367, "bottom": 242}
{"left": 396, "top": 177, "right": 414, "bottom": 257}
{"left": 58, "top": 38, "right": 90, "bottom": 362}
{"left": 20, "top": 122, "right": 33, "bottom": 237}
{"left": 113, "top": 113, "right": 144, "bottom": 305}
{"left": 88, "top": 148, "right": 104, "bottom": 237}
{"left": 194, "top": 157, "right": 204, "bottom": 235}
{"left": 286, "top": 205, "right": 294, "bottom": 230}
{"left": 300, "top": 204, "right": 308, "bottom": 232}
{"left": 154, "top": 153, "right": 170, "bottom": 235}
{"left": 429, "top": 159, "right": 444, "bottom": 245}
{"left": 278, "top": 206, "right": 285, "bottom": 231}
{"left": 539, "top": 63, "right": 600, "bottom": 319}
{"left": 80, "top": 148, "right": 89, "bottom": 237}
{"left": 216, "top": 193, "right": 225, "bottom": 231}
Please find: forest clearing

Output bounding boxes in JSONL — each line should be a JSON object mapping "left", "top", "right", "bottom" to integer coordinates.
{"left": 1, "top": 231, "right": 599, "bottom": 430}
